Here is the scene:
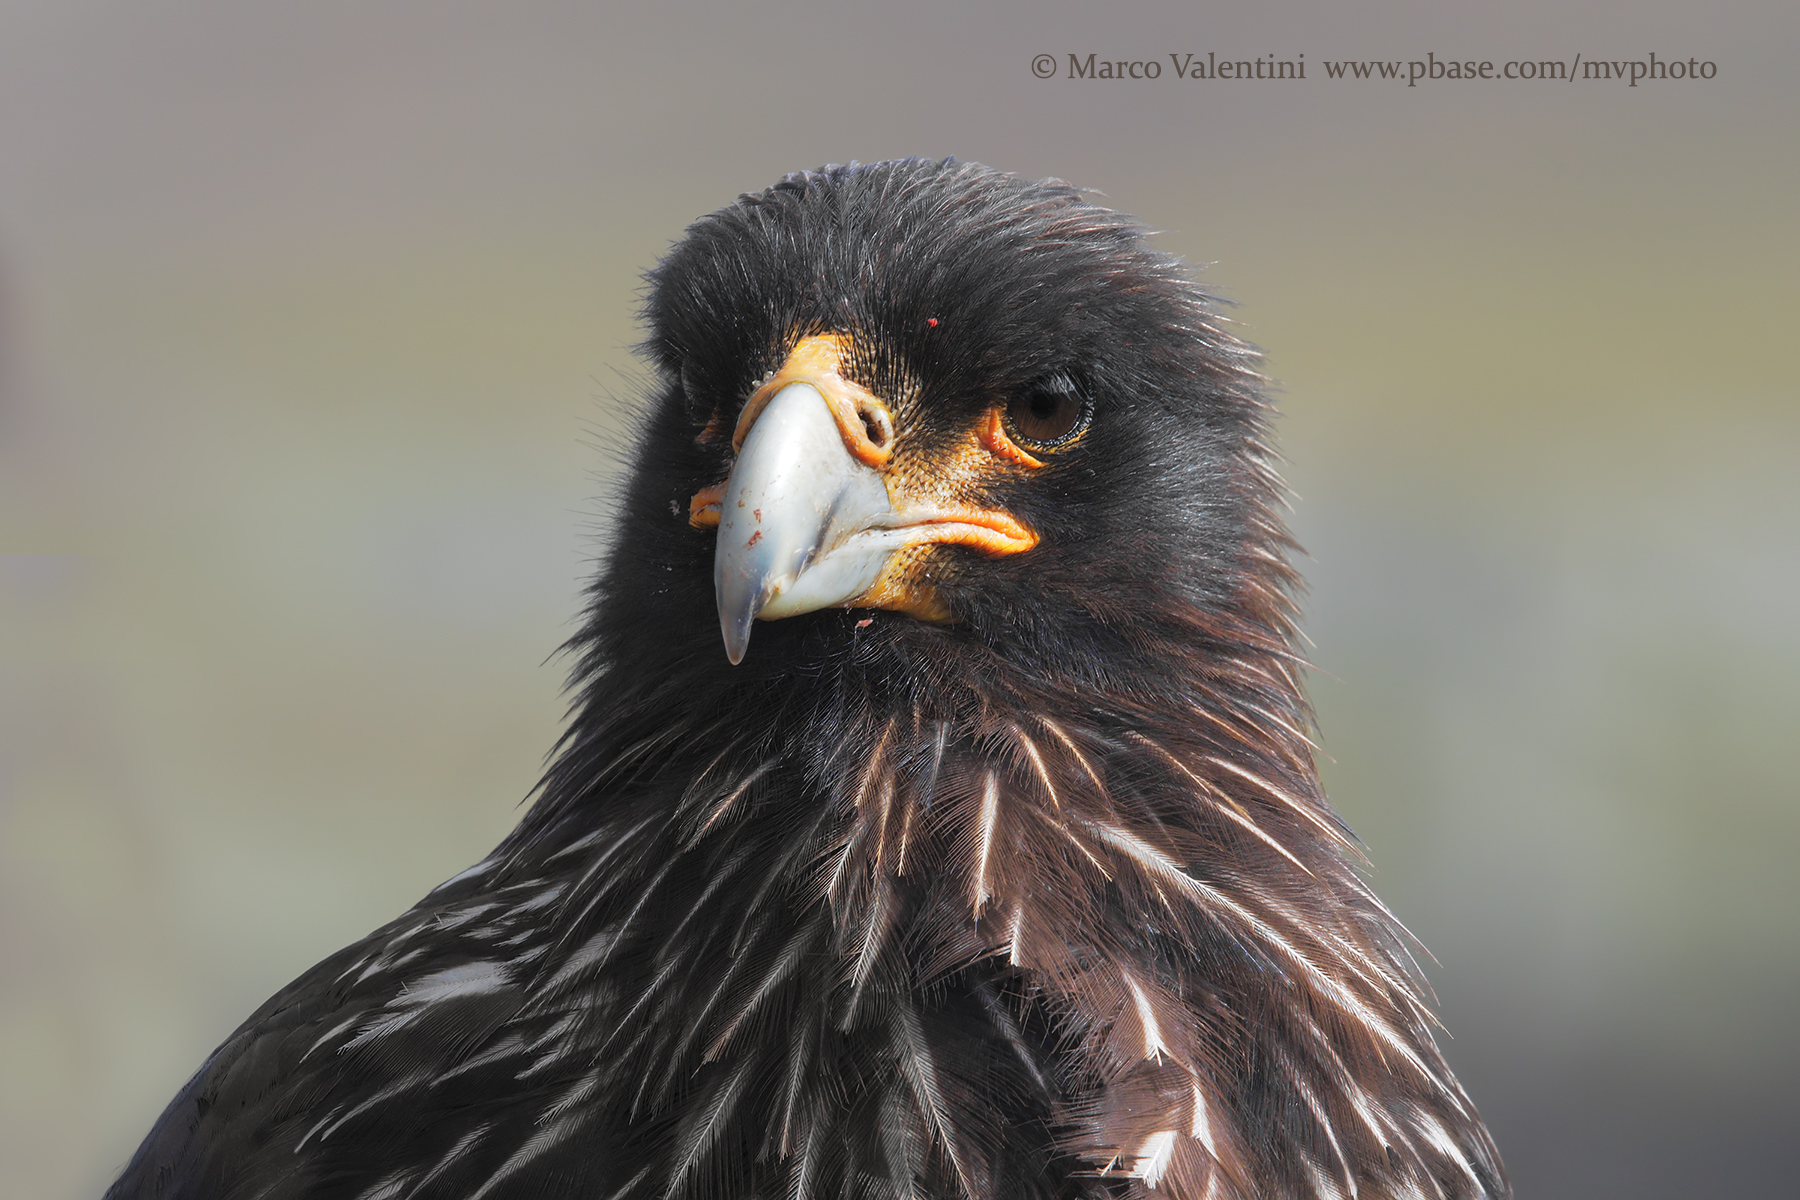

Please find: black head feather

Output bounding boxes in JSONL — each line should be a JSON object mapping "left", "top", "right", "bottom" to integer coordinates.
{"left": 108, "top": 159, "right": 1508, "bottom": 1200}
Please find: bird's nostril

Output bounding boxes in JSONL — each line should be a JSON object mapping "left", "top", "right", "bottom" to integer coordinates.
{"left": 859, "top": 403, "right": 893, "bottom": 450}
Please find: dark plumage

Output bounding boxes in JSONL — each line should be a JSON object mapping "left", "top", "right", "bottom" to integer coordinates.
{"left": 109, "top": 159, "right": 1508, "bottom": 1200}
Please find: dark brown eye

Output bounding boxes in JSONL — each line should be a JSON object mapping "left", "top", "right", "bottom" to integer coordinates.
{"left": 1005, "top": 378, "right": 1091, "bottom": 450}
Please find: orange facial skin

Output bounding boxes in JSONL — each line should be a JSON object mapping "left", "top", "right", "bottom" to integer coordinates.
{"left": 980, "top": 408, "right": 1047, "bottom": 469}
{"left": 688, "top": 482, "right": 726, "bottom": 529}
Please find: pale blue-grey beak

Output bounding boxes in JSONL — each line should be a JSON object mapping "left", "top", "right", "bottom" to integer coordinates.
{"left": 713, "top": 381, "right": 903, "bottom": 664}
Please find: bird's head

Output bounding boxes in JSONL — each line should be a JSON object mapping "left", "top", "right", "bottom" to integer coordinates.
{"left": 600, "top": 158, "right": 1288, "bottom": 704}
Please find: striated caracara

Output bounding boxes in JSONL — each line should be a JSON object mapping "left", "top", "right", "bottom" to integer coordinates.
{"left": 108, "top": 158, "right": 1509, "bottom": 1200}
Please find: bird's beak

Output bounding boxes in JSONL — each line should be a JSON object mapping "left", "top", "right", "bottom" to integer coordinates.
{"left": 713, "top": 379, "right": 898, "bottom": 663}
{"left": 705, "top": 334, "right": 1036, "bottom": 664}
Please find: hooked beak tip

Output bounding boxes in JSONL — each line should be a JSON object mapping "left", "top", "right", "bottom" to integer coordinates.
{"left": 718, "top": 571, "right": 762, "bottom": 665}
{"left": 722, "top": 615, "right": 752, "bottom": 665}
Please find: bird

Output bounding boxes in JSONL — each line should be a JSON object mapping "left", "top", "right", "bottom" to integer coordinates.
{"left": 107, "top": 158, "right": 1509, "bottom": 1200}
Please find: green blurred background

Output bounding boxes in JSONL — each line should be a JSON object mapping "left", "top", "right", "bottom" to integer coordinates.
{"left": 2, "top": 2, "right": 1794, "bottom": 1197}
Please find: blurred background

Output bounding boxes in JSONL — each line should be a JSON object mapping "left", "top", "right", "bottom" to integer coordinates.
{"left": 1, "top": 2, "right": 1794, "bottom": 1197}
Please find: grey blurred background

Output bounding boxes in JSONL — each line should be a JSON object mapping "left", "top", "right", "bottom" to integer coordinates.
{"left": 1, "top": 2, "right": 1794, "bottom": 1197}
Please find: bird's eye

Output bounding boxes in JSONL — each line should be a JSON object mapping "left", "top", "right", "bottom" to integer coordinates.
{"left": 1004, "top": 377, "right": 1091, "bottom": 451}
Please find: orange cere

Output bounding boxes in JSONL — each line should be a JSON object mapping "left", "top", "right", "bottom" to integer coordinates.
{"left": 732, "top": 332, "right": 894, "bottom": 468}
